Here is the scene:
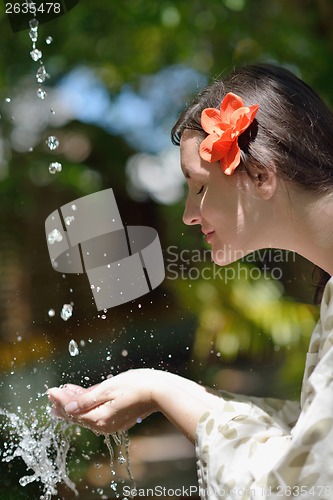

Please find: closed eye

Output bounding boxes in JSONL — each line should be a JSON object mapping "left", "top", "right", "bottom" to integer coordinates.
{"left": 197, "top": 186, "right": 204, "bottom": 195}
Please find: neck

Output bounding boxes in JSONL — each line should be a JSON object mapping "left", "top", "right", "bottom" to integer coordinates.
{"left": 270, "top": 186, "right": 333, "bottom": 276}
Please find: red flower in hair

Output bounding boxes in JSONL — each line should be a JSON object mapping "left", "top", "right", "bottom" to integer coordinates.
{"left": 200, "top": 92, "right": 259, "bottom": 175}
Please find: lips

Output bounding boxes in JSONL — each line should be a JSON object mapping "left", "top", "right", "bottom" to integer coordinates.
{"left": 202, "top": 230, "right": 215, "bottom": 243}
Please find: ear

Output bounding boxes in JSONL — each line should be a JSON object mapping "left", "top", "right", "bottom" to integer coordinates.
{"left": 253, "top": 168, "right": 277, "bottom": 200}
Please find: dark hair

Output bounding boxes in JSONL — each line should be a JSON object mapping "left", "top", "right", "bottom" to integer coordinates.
{"left": 172, "top": 63, "right": 333, "bottom": 302}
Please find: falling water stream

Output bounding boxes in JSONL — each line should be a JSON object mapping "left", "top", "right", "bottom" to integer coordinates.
{"left": 0, "top": 14, "right": 136, "bottom": 499}
{"left": 0, "top": 403, "right": 135, "bottom": 498}
{"left": 0, "top": 406, "right": 77, "bottom": 499}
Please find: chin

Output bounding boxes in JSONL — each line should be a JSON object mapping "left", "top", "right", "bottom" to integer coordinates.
{"left": 211, "top": 244, "right": 247, "bottom": 267}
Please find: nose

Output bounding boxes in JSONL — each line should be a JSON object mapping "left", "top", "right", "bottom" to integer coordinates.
{"left": 182, "top": 196, "right": 201, "bottom": 226}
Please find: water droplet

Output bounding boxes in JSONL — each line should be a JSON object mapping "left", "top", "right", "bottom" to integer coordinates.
{"left": 47, "top": 228, "right": 63, "bottom": 244}
{"left": 110, "top": 481, "right": 117, "bottom": 491}
{"left": 29, "top": 29, "right": 38, "bottom": 42}
{"left": 36, "top": 65, "right": 49, "bottom": 83}
{"left": 71, "top": 204, "right": 77, "bottom": 211}
{"left": 101, "top": 315, "right": 106, "bottom": 320}
{"left": 46, "top": 36, "right": 53, "bottom": 44}
{"left": 121, "top": 349, "right": 128, "bottom": 357}
{"left": 117, "top": 454, "right": 126, "bottom": 464}
{"left": 37, "top": 88, "right": 47, "bottom": 99}
{"left": 48, "top": 309, "right": 55, "bottom": 317}
{"left": 48, "top": 161, "right": 62, "bottom": 174}
{"left": 68, "top": 339, "right": 79, "bottom": 357}
{"left": 47, "top": 136, "right": 59, "bottom": 150}
{"left": 30, "top": 49, "right": 42, "bottom": 61}
{"left": 19, "top": 475, "right": 35, "bottom": 487}
{"left": 5, "top": 97, "right": 11, "bottom": 103}
{"left": 138, "top": 304, "right": 141, "bottom": 308}
{"left": 29, "top": 18, "right": 39, "bottom": 30}
{"left": 65, "top": 215, "right": 74, "bottom": 226}
{"left": 61, "top": 304, "right": 73, "bottom": 321}
{"left": 50, "top": 108, "right": 55, "bottom": 114}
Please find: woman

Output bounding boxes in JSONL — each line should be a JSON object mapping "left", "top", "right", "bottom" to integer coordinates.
{"left": 48, "top": 64, "right": 333, "bottom": 499}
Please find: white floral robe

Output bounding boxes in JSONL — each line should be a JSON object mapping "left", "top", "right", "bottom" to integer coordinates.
{"left": 196, "top": 278, "right": 333, "bottom": 499}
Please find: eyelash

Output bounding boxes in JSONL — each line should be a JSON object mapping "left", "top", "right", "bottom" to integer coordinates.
{"left": 196, "top": 186, "right": 204, "bottom": 195}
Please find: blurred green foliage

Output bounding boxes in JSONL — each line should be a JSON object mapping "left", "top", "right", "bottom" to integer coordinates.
{"left": 0, "top": 0, "right": 330, "bottom": 396}
{"left": 0, "top": 0, "right": 332, "bottom": 496}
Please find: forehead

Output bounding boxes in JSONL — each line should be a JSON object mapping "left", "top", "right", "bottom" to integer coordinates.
{"left": 180, "top": 130, "right": 203, "bottom": 177}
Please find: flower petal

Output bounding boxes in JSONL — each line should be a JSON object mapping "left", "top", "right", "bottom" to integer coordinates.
{"left": 220, "top": 93, "right": 244, "bottom": 123}
{"left": 200, "top": 128, "right": 233, "bottom": 162}
{"left": 201, "top": 108, "right": 224, "bottom": 134}
{"left": 200, "top": 134, "right": 219, "bottom": 162}
{"left": 199, "top": 92, "right": 259, "bottom": 176}
{"left": 248, "top": 104, "right": 260, "bottom": 120}
{"left": 230, "top": 106, "right": 251, "bottom": 127}
{"left": 210, "top": 137, "right": 234, "bottom": 163}
{"left": 221, "top": 140, "right": 241, "bottom": 175}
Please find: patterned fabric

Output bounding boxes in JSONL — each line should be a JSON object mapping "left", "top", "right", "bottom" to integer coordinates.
{"left": 196, "top": 277, "right": 333, "bottom": 499}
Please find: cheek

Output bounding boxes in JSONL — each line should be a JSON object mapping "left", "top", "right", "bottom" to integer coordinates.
{"left": 201, "top": 188, "right": 225, "bottom": 226}
{"left": 200, "top": 189, "right": 223, "bottom": 222}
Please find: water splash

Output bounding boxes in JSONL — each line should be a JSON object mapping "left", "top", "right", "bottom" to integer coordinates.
{"left": 30, "top": 49, "right": 42, "bottom": 62}
{"left": 29, "top": 18, "right": 39, "bottom": 30}
{"left": 0, "top": 406, "right": 77, "bottom": 499}
{"left": 65, "top": 215, "right": 74, "bottom": 226}
{"left": 48, "top": 161, "right": 62, "bottom": 174}
{"left": 36, "top": 65, "right": 49, "bottom": 83}
{"left": 68, "top": 339, "right": 79, "bottom": 357}
{"left": 47, "top": 229, "right": 63, "bottom": 245}
{"left": 37, "top": 88, "right": 47, "bottom": 100}
{"left": 47, "top": 136, "right": 59, "bottom": 151}
{"left": 60, "top": 304, "right": 73, "bottom": 321}
{"left": 104, "top": 432, "right": 136, "bottom": 497}
{"left": 29, "top": 29, "right": 38, "bottom": 42}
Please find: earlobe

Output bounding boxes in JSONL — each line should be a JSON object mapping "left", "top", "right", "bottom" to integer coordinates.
{"left": 255, "top": 169, "right": 277, "bottom": 200}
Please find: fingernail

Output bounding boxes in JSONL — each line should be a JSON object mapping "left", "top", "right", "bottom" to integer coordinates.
{"left": 64, "top": 401, "right": 79, "bottom": 414}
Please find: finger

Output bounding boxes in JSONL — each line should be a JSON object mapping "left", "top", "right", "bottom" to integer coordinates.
{"left": 61, "top": 384, "right": 86, "bottom": 395}
{"left": 71, "top": 403, "right": 135, "bottom": 434}
{"left": 63, "top": 382, "right": 114, "bottom": 415}
{"left": 48, "top": 387, "right": 78, "bottom": 407}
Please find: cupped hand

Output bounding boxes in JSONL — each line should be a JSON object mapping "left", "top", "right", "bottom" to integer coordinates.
{"left": 48, "top": 369, "right": 157, "bottom": 434}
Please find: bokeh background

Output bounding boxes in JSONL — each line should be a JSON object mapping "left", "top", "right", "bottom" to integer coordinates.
{"left": 0, "top": 0, "right": 332, "bottom": 498}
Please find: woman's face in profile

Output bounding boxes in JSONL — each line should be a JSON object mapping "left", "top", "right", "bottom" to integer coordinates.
{"left": 180, "top": 130, "right": 272, "bottom": 266}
